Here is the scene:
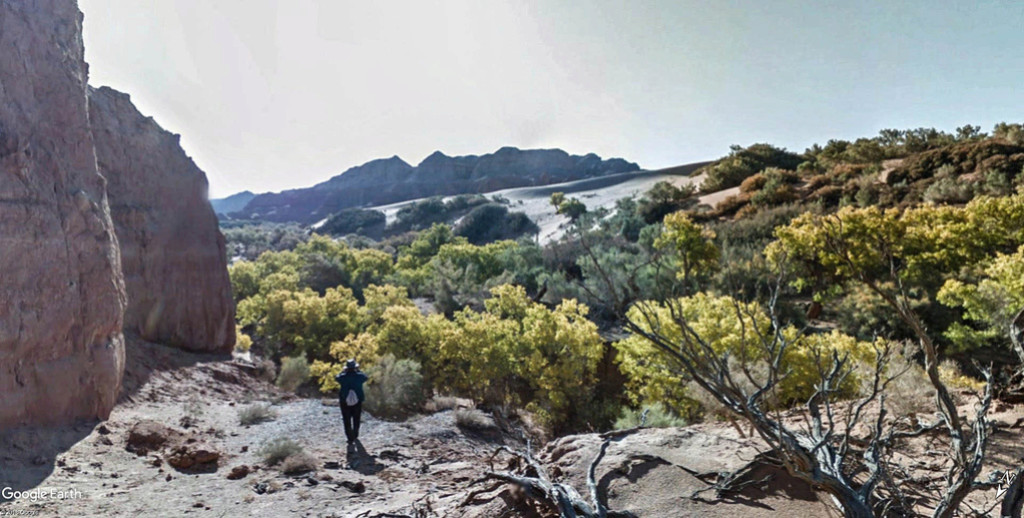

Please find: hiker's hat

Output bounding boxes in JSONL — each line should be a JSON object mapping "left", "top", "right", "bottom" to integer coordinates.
{"left": 346, "top": 359, "right": 358, "bottom": 370}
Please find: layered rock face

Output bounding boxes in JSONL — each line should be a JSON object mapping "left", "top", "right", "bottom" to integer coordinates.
{"left": 89, "top": 86, "right": 235, "bottom": 353}
{"left": 0, "top": 0, "right": 127, "bottom": 426}
{"left": 239, "top": 148, "right": 640, "bottom": 223}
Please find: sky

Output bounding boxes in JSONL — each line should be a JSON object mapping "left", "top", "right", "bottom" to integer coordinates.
{"left": 79, "top": 0, "right": 1024, "bottom": 198}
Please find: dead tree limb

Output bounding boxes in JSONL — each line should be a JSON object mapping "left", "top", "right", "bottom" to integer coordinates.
{"left": 467, "top": 428, "right": 642, "bottom": 518}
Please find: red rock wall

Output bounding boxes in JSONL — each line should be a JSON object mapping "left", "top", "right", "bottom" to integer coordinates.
{"left": 89, "top": 86, "right": 235, "bottom": 353}
{"left": 0, "top": 0, "right": 127, "bottom": 427}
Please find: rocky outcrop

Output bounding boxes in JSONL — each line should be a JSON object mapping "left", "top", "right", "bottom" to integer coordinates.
{"left": 543, "top": 427, "right": 834, "bottom": 517}
{"left": 0, "top": 0, "right": 127, "bottom": 427}
{"left": 239, "top": 148, "right": 640, "bottom": 223}
{"left": 89, "top": 86, "right": 235, "bottom": 353}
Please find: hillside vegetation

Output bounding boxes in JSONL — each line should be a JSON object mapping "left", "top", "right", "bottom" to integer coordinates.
{"left": 227, "top": 122, "right": 1024, "bottom": 516}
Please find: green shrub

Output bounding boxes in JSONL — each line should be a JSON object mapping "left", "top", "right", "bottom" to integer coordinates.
{"left": 320, "top": 208, "right": 386, "bottom": 237}
{"left": 276, "top": 353, "right": 310, "bottom": 392}
{"left": 614, "top": 403, "right": 688, "bottom": 429}
{"left": 699, "top": 143, "right": 803, "bottom": 193}
{"left": 364, "top": 354, "right": 426, "bottom": 420}
{"left": 259, "top": 438, "right": 304, "bottom": 466}
{"left": 454, "top": 203, "right": 539, "bottom": 244}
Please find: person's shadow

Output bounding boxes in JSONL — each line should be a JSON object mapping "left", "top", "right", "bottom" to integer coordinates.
{"left": 346, "top": 440, "right": 384, "bottom": 475}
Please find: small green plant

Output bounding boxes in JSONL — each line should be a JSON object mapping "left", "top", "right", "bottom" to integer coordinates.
{"left": 259, "top": 437, "right": 304, "bottom": 466}
{"left": 238, "top": 403, "right": 276, "bottom": 426}
{"left": 276, "top": 353, "right": 310, "bottom": 392}
{"left": 614, "top": 403, "right": 688, "bottom": 430}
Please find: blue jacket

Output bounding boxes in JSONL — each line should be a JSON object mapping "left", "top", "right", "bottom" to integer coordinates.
{"left": 336, "top": 370, "right": 368, "bottom": 403}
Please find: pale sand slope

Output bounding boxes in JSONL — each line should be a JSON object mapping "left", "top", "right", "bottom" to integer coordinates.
{"left": 366, "top": 162, "right": 710, "bottom": 244}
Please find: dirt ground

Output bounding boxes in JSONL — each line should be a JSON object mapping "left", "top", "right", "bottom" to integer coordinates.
{"left": 2, "top": 339, "right": 1023, "bottom": 517}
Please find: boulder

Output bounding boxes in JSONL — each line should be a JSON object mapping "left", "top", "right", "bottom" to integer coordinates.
{"left": 126, "top": 420, "right": 183, "bottom": 456}
{"left": 125, "top": 419, "right": 220, "bottom": 471}
{"left": 88, "top": 86, "right": 235, "bottom": 352}
{"left": 0, "top": 0, "right": 127, "bottom": 427}
{"left": 166, "top": 442, "right": 221, "bottom": 471}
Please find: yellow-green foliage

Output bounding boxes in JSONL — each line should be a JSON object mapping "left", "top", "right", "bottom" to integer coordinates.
{"left": 654, "top": 212, "right": 719, "bottom": 281}
{"left": 311, "top": 284, "right": 604, "bottom": 428}
{"left": 938, "top": 244, "right": 1024, "bottom": 350}
{"left": 394, "top": 224, "right": 466, "bottom": 288}
{"left": 260, "top": 287, "right": 360, "bottom": 359}
{"left": 615, "top": 293, "right": 879, "bottom": 416}
{"left": 235, "top": 326, "right": 253, "bottom": 352}
{"left": 432, "top": 240, "right": 518, "bottom": 284}
{"left": 769, "top": 192, "right": 1024, "bottom": 293}
{"left": 309, "top": 333, "right": 380, "bottom": 392}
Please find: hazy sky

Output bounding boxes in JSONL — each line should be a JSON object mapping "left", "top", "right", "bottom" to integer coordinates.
{"left": 79, "top": 0, "right": 1024, "bottom": 198}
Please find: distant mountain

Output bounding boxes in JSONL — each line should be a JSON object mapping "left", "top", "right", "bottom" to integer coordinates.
{"left": 211, "top": 190, "right": 255, "bottom": 216}
{"left": 233, "top": 147, "right": 639, "bottom": 223}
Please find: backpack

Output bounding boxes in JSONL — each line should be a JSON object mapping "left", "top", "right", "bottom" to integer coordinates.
{"left": 345, "top": 389, "right": 359, "bottom": 407}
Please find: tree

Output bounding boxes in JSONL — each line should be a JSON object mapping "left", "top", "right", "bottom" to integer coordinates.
{"left": 550, "top": 192, "right": 587, "bottom": 221}
{"left": 653, "top": 212, "right": 718, "bottom": 288}
{"left": 767, "top": 195, "right": 1024, "bottom": 517}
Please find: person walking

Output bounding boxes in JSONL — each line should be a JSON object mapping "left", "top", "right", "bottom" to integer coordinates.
{"left": 335, "top": 359, "right": 367, "bottom": 448}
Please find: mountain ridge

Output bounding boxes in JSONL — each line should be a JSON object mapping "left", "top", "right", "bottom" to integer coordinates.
{"left": 229, "top": 147, "right": 639, "bottom": 223}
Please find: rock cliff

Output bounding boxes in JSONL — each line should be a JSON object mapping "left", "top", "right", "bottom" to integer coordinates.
{"left": 0, "top": 0, "right": 127, "bottom": 426}
{"left": 89, "top": 86, "right": 235, "bottom": 353}
{"left": 238, "top": 148, "right": 639, "bottom": 223}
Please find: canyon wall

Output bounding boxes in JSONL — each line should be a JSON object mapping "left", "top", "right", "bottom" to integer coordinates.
{"left": 0, "top": 0, "right": 127, "bottom": 426}
{"left": 0, "top": 1, "right": 236, "bottom": 427}
{"left": 89, "top": 86, "right": 235, "bottom": 353}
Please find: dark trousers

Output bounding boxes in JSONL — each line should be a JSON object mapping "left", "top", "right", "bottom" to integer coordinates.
{"left": 341, "top": 401, "right": 362, "bottom": 443}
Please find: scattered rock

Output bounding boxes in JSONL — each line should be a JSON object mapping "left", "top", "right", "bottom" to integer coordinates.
{"left": 227, "top": 465, "right": 251, "bottom": 480}
{"left": 306, "top": 476, "right": 318, "bottom": 486}
{"left": 240, "top": 446, "right": 248, "bottom": 453}
{"left": 323, "top": 461, "right": 340, "bottom": 470}
{"left": 340, "top": 480, "right": 366, "bottom": 494}
{"left": 97, "top": 425, "right": 111, "bottom": 435}
{"left": 378, "top": 450, "right": 407, "bottom": 462}
{"left": 97, "top": 436, "right": 113, "bottom": 446}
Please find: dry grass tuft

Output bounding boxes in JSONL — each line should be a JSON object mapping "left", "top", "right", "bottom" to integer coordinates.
{"left": 455, "top": 408, "right": 496, "bottom": 431}
{"left": 238, "top": 403, "right": 276, "bottom": 426}
{"left": 280, "top": 452, "right": 318, "bottom": 475}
